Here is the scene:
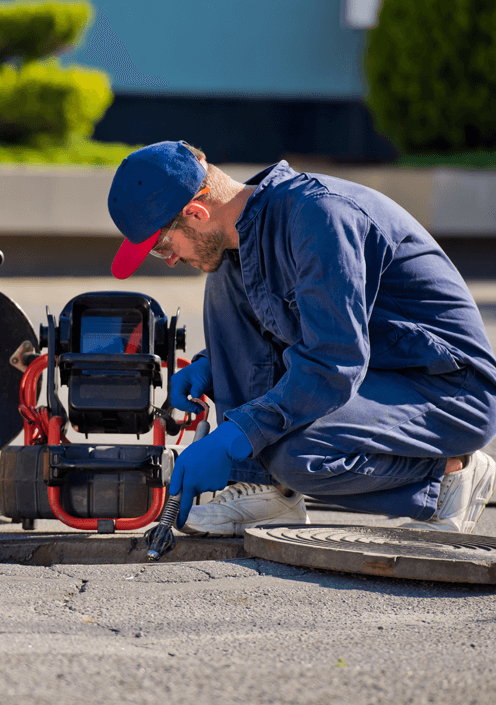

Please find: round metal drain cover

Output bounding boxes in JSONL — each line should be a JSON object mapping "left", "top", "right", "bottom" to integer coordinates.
{"left": 244, "top": 524, "right": 496, "bottom": 584}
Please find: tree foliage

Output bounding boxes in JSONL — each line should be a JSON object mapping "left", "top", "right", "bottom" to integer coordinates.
{"left": 0, "top": 1, "right": 90, "bottom": 63}
{"left": 0, "top": 1, "right": 136, "bottom": 164}
{"left": 0, "top": 59, "right": 112, "bottom": 142}
{"left": 366, "top": 0, "right": 496, "bottom": 154}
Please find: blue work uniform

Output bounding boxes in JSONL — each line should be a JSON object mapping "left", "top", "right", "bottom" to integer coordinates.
{"left": 200, "top": 162, "right": 496, "bottom": 520}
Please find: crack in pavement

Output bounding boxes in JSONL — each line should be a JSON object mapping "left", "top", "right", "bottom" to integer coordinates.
{"left": 61, "top": 580, "right": 88, "bottom": 608}
{"left": 44, "top": 558, "right": 317, "bottom": 586}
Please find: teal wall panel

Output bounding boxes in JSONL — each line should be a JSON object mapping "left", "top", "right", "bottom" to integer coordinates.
{"left": 62, "top": 0, "right": 366, "bottom": 97}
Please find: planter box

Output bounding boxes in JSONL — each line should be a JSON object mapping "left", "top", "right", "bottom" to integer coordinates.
{"left": 227, "top": 163, "right": 496, "bottom": 237}
{"left": 0, "top": 166, "right": 119, "bottom": 236}
{"left": 1, "top": 164, "right": 496, "bottom": 237}
{"left": 327, "top": 166, "right": 496, "bottom": 236}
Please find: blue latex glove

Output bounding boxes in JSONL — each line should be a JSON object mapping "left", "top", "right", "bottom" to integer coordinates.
{"left": 170, "top": 356, "right": 213, "bottom": 414}
{"left": 169, "top": 420, "right": 253, "bottom": 528}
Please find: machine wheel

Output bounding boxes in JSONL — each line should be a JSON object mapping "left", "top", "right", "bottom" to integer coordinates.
{"left": 0, "top": 292, "right": 40, "bottom": 449}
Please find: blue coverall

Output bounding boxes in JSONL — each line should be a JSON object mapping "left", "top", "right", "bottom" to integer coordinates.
{"left": 200, "top": 162, "right": 496, "bottom": 521}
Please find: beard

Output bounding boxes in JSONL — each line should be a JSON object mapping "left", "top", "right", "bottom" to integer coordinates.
{"left": 183, "top": 225, "right": 227, "bottom": 273}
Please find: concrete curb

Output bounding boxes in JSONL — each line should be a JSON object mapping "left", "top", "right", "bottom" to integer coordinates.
{"left": 286, "top": 163, "right": 496, "bottom": 236}
{"left": 1, "top": 164, "right": 496, "bottom": 237}
{"left": 0, "top": 532, "right": 246, "bottom": 566}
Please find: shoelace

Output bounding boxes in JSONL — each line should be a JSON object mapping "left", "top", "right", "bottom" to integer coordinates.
{"left": 212, "top": 482, "right": 273, "bottom": 503}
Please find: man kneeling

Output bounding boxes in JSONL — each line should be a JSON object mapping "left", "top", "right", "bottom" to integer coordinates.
{"left": 107, "top": 140, "right": 496, "bottom": 535}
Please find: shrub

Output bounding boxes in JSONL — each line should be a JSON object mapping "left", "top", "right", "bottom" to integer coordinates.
{"left": 0, "top": 1, "right": 91, "bottom": 63}
{"left": 0, "top": 0, "right": 139, "bottom": 164}
{"left": 0, "top": 59, "right": 112, "bottom": 143}
{"left": 366, "top": 0, "right": 496, "bottom": 154}
{"left": 0, "top": 138, "right": 138, "bottom": 165}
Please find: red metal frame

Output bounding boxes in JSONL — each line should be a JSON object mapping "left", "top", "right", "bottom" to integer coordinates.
{"left": 153, "top": 416, "right": 166, "bottom": 445}
{"left": 45, "top": 414, "right": 166, "bottom": 531}
{"left": 46, "top": 485, "right": 166, "bottom": 531}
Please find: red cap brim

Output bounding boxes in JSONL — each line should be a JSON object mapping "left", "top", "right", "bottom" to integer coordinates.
{"left": 111, "top": 230, "right": 161, "bottom": 279}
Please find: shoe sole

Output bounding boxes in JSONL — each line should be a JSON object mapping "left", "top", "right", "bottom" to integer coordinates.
{"left": 181, "top": 514, "right": 311, "bottom": 538}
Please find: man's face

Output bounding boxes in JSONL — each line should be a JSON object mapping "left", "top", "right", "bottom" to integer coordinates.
{"left": 153, "top": 221, "right": 227, "bottom": 273}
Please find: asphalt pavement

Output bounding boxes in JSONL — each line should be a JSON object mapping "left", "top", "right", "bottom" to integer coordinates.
{"left": 1, "top": 275, "right": 496, "bottom": 705}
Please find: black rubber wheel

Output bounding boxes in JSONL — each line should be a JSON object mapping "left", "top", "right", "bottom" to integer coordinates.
{"left": 0, "top": 292, "right": 40, "bottom": 448}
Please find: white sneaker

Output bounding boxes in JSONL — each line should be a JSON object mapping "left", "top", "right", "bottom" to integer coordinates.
{"left": 180, "top": 482, "right": 311, "bottom": 537}
{"left": 403, "top": 450, "right": 496, "bottom": 533}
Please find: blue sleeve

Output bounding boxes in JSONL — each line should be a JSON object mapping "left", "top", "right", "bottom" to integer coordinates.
{"left": 225, "top": 193, "right": 382, "bottom": 456}
{"left": 191, "top": 349, "right": 208, "bottom": 362}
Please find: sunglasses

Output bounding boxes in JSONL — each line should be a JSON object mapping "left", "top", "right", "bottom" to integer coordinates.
{"left": 149, "top": 219, "right": 179, "bottom": 263}
{"left": 148, "top": 187, "right": 210, "bottom": 267}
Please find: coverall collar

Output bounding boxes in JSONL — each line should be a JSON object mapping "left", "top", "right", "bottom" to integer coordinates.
{"left": 235, "top": 160, "right": 297, "bottom": 232}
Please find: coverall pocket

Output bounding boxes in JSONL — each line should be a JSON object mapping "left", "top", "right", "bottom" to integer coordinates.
{"left": 369, "top": 320, "right": 465, "bottom": 375}
{"left": 369, "top": 316, "right": 398, "bottom": 358}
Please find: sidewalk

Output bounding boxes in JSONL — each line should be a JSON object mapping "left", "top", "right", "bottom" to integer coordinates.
{"left": 1, "top": 554, "right": 495, "bottom": 705}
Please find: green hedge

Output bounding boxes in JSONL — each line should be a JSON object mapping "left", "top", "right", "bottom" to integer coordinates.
{"left": 366, "top": 0, "right": 496, "bottom": 155}
{"left": 0, "top": 1, "right": 91, "bottom": 63}
{"left": 397, "top": 151, "right": 496, "bottom": 169}
{"left": 0, "top": 59, "right": 113, "bottom": 142}
{"left": 0, "top": 137, "right": 138, "bottom": 165}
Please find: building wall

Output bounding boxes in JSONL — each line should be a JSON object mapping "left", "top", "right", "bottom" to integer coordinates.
{"left": 62, "top": 0, "right": 394, "bottom": 162}
{"left": 64, "top": 0, "right": 367, "bottom": 98}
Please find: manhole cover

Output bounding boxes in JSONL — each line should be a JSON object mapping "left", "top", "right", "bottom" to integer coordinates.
{"left": 244, "top": 525, "right": 496, "bottom": 584}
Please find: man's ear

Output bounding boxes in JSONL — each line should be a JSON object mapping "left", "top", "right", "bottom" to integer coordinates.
{"left": 182, "top": 202, "right": 210, "bottom": 221}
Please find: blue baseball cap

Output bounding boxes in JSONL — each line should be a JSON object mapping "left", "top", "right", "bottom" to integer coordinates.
{"left": 108, "top": 140, "right": 207, "bottom": 279}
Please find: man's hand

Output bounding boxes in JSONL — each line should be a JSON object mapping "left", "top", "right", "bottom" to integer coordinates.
{"left": 170, "top": 356, "right": 213, "bottom": 414}
{"left": 169, "top": 421, "right": 252, "bottom": 528}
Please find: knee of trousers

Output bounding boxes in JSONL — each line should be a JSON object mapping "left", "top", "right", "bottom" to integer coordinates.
{"left": 258, "top": 440, "right": 331, "bottom": 495}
